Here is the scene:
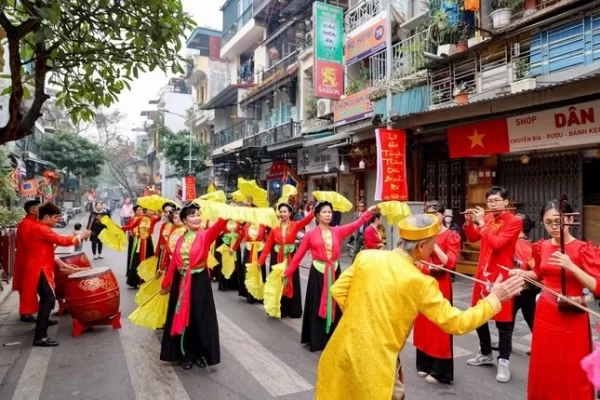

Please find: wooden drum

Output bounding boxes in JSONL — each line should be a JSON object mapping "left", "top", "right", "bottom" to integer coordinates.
{"left": 54, "top": 252, "right": 91, "bottom": 299}
{"left": 65, "top": 267, "right": 120, "bottom": 324}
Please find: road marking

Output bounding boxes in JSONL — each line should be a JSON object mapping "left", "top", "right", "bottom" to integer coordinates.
{"left": 11, "top": 347, "right": 53, "bottom": 400}
{"left": 252, "top": 302, "right": 303, "bottom": 334}
{"left": 120, "top": 322, "right": 191, "bottom": 400}
{"left": 218, "top": 311, "right": 313, "bottom": 397}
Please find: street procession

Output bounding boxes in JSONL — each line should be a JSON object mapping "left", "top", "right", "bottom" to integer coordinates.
{"left": 2, "top": 0, "right": 600, "bottom": 399}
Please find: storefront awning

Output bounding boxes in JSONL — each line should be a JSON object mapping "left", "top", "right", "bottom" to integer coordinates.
{"left": 303, "top": 131, "right": 348, "bottom": 148}
{"left": 267, "top": 135, "right": 305, "bottom": 152}
{"left": 201, "top": 83, "right": 254, "bottom": 110}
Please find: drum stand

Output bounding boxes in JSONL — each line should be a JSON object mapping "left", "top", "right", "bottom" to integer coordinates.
{"left": 71, "top": 312, "right": 122, "bottom": 337}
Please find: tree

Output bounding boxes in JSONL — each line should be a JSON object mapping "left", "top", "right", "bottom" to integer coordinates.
{"left": 94, "top": 110, "right": 141, "bottom": 199}
{"left": 0, "top": 145, "right": 18, "bottom": 203}
{"left": 158, "top": 121, "right": 207, "bottom": 177}
{"left": 39, "top": 132, "right": 105, "bottom": 179}
{"left": 0, "top": 0, "right": 195, "bottom": 145}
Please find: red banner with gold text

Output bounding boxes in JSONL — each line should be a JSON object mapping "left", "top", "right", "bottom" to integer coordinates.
{"left": 375, "top": 129, "right": 408, "bottom": 201}
{"left": 183, "top": 176, "right": 196, "bottom": 201}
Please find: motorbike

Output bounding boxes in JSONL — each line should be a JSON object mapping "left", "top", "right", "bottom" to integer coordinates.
{"left": 55, "top": 212, "right": 71, "bottom": 228}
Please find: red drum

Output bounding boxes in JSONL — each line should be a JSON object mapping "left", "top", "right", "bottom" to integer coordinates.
{"left": 65, "top": 267, "right": 120, "bottom": 324}
{"left": 54, "top": 252, "right": 91, "bottom": 299}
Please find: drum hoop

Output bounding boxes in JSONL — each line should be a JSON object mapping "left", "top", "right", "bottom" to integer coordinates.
{"left": 58, "top": 251, "right": 86, "bottom": 260}
{"left": 68, "top": 267, "right": 109, "bottom": 279}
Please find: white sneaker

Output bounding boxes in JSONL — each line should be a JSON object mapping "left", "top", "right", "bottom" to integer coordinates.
{"left": 417, "top": 371, "right": 428, "bottom": 377}
{"left": 425, "top": 375, "right": 439, "bottom": 383}
{"left": 466, "top": 353, "right": 495, "bottom": 366}
{"left": 496, "top": 358, "right": 511, "bottom": 383}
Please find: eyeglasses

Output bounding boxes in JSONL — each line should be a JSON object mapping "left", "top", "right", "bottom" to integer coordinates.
{"left": 486, "top": 199, "right": 504, "bottom": 204}
{"left": 543, "top": 220, "right": 562, "bottom": 228}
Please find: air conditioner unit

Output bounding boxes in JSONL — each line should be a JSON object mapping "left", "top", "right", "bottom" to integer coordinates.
{"left": 317, "top": 99, "right": 334, "bottom": 119}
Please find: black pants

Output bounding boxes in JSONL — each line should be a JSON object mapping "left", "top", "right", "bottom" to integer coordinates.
{"left": 34, "top": 274, "right": 55, "bottom": 340}
{"left": 512, "top": 287, "right": 538, "bottom": 332}
{"left": 477, "top": 320, "right": 514, "bottom": 360}
{"left": 352, "top": 233, "right": 363, "bottom": 262}
{"left": 91, "top": 234, "right": 103, "bottom": 255}
{"left": 416, "top": 349, "right": 454, "bottom": 383}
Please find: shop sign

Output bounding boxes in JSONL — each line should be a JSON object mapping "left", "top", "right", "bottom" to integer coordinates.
{"left": 313, "top": 2, "right": 344, "bottom": 99}
{"left": 508, "top": 100, "right": 600, "bottom": 152}
{"left": 349, "top": 139, "right": 377, "bottom": 171}
{"left": 297, "top": 147, "right": 339, "bottom": 175}
{"left": 345, "top": 19, "right": 387, "bottom": 66}
{"left": 375, "top": 129, "right": 408, "bottom": 201}
{"left": 182, "top": 175, "right": 196, "bottom": 201}
{"left": 448, "top": 100, "right": 600, "bottom": 158}
{"left": 334, "top": 88, "right": 374, "bottom": 127}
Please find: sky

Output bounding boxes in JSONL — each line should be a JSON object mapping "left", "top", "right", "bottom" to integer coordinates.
{"left": 113, "top": 0, "right": 223, "bottom": 135}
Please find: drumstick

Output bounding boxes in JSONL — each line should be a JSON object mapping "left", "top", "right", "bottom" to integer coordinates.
{"left": 418, "top": 261, "right": 489, "bottom": 286}
{"left": 496, "top": 264, "right": 600, "bottom": 319}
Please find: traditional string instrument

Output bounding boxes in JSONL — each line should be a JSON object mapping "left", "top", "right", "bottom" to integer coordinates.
{"left": 557, "top": 193, "right": 584, "bottom": 313}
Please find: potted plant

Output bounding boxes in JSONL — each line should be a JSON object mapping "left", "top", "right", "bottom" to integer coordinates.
{"left": 304, "top": 94, "right": 317, "bottom": 119}
{"left": 524, "top": 0, "right": 538, "bottom": 16}
{"left": 453, "top": 82, "right": 470, "bottom": 105}
{"left": 456, "top": 23, "right": 474, "bottom": 52}
{"left": 428, "top": 10, "right": 456, "bottom": 57}
{"left": 490, "top": 0, "right": 523, "bottom": 30}
{"left": 345, "top": 66, "right": 370, "bottom": 95}
{"left": 511, "top": 57, "right": 537, "bottom": 93}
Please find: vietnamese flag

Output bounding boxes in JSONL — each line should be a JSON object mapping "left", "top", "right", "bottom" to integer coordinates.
{"left": 447, "top": 118, "right": 510, "bottom": 158}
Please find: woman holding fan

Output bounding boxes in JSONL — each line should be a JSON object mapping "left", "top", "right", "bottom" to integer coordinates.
{"left": 284, "top": 198, "right": 376, "bottom": 352}
{"left": 259, "top": 201, "right": 314, "bottom": 318}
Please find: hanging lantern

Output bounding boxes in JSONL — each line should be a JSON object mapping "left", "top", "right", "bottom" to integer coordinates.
{"left": 269, "top": 47, "right": 280, "bottom": 60}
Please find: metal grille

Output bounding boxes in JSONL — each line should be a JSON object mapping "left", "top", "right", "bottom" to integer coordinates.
{"left": 424, "top": 159, "right": 467, "bottom": 212}
{"left": 498, "top": 152, "right": 583, "bottom": 241}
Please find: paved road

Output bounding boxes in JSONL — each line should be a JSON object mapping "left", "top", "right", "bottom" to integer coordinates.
{"left": 1, "top": 219, "right": 581, "bottom": 400}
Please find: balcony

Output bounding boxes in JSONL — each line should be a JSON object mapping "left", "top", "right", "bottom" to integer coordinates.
{"left": 370, "top": 29, "right": 429, "bottom": 89}
{"left": 428, "top": 8, "right": 600, "bottom": 109}
{"left": 192, "top": 104, "right": 214, "bottom": 127}
{"left": 243, "top": 120, "right": 302, "bottom": 148}
{"left": 212, "top": 119, "right": 259, "bottom": 151}
{"left": 258, "top": 49, "right": 299, "bottom": 84}
{"left": 345, "top": 0, "right": 387, "bottom": 34}
{"left": 220, "top": 6, "right": 264, "bottom": 60}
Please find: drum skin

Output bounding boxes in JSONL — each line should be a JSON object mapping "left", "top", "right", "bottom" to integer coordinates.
{"left": 65, "top": 267, "right": 120, "bottom": 323}
{"left": 55, "top": 252, "right": 91, "bottom": 299}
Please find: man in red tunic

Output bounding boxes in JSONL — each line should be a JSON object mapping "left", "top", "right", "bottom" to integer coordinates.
{"left": 22, "top": 203, "right": 89, "bottom": 347}
{"left": 463, "top": 186, "right": 522, "bottom": 383}
{"left": 13, "top": 200, "right": 40, "bottom": 322}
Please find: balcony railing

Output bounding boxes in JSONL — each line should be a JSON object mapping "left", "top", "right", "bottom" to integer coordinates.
{"left": 345, "top": 0, "right": 386, "bottom": 33}
{"left": 243, "top": 120, "right": 301, "bottom": 148}
{"left": 370, "top": 29, "right": 429, "bottom": 87}
{"left": 222, "top": 6, "right": 253, "bottom": 47}
{"left": 212, "top": 119, "right": 259, "bottom": 150}
{"left": 257, "top": 49, "right": 299, "bottom": 84}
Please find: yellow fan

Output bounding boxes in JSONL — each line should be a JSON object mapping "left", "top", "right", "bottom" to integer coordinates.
{"left": 245, "top": 263, "right": 264, "bottom": 300}
{"left": 98, "top": 216, "right": 128, "bottom": 252}
{"left": 263, "top": 262, "right": 285, "bottom": 319}
{"left": 238, "top": 177, "right": 269, "bottom": 208}
{"left": 277, "top": 184, "right": 298, "bottom": 206}
{"left": 198, "top": 190, "right": 227, "bottom": 203}
{"left": 313, "top": 191, "right": 353, "bottom": 213}
{"left": 129, "top": 293, "right": 169, "bottom": 330}
{"left": 207, "top": 182, "right": 218, "bottom": 193}
{"left": 137, "top": 195, "right": 171, "bottom": 212}
{"left": 378, "top": 201, "right": 413, "bottom": 225}
{"left": 194, "top": 200, "right": 279, "bottom": 228}
{"left": 137, "top": 256, "right": 158, "bottom": 282}
{"left": 230, "top": 190, "right": 247, "bottom": 204}
{"left": 216, "top": 243, "right": 236, "bottom": 279}
{"left": 135, "top": 276, "right": 162, "bottom": 305}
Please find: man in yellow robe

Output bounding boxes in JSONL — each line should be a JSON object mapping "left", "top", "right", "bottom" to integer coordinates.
{"left": 315, "top": 214, "right": 525, "bottom": 400}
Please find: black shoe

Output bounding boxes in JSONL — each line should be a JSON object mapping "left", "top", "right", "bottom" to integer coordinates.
{"left": 491, "top": 342, "right": 499, "bottom": 351}
{"left": 181, "top": 361, "right": 193, "bottom": 370}
{"left": 48, "top": 320, "right": 59, "bottom": 326}
{"left": 20, "top": 315, "right": 36, "bottom": 323}
{"left": 33, "top": 337, "right": 60, "bottom": 347}
{"left": 527, "top": 351, "right": 531, "bottom": 356}
{"left": 194, "top": 358, "right": 207, "bottom": 368}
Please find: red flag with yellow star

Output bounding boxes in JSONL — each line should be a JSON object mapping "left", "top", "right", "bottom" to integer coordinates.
{"left": 447, "top": 119, "right": 510, "bottom": 158}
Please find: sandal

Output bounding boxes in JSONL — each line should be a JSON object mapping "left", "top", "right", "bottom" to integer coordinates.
{"left": 194, "top": 358, "right": 207, "bottom": 369}
{"left": 181, "top": 361, "right": 193, "bottom": 370}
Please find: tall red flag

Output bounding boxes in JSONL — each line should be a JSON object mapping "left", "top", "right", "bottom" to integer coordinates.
{"left": 447, "top": 118, "right": 510, "bottom": 158}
